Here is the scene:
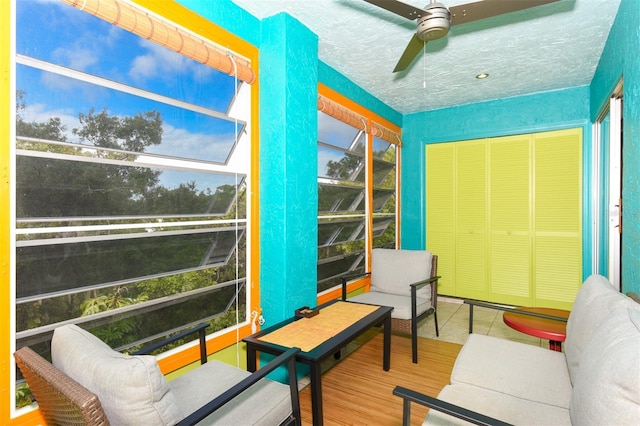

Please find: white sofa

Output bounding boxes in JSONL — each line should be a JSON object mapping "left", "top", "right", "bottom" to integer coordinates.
{"left": 394, "top": 275, "right": 640, "bottom": 425}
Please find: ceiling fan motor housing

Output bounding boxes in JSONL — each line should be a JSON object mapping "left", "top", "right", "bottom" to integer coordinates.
{"left": 417, "top": 2, "right": 450, "bottom": 41}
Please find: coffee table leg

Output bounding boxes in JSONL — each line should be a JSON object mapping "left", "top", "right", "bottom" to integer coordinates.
{"left": 310, "top": 361, "right": 323, "bottom": 426}
{"left": 383, "top": 314, "right": 391, "bottom": 371}
{"left": 246, "top": 344, "right": 257, "bottom": 373}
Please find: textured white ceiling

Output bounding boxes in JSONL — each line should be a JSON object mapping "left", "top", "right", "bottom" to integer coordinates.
{"left": 231, "top": 0, "right": 620, "bottom": 114}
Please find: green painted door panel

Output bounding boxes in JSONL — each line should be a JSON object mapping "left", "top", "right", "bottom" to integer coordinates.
{"left": 534, "top": 128, "right": 583, "bottom": 309}
{"left": 489, "top": 135, "right": 532, "bottom": 305}
{"left": 455, "top": 140, "right": 487, "bottom": 299}
{"left": 426, "top": 128, "right": 582, "bottom": 307}
{"left": 426, "top": 143, "right": 455, "bottom": 295}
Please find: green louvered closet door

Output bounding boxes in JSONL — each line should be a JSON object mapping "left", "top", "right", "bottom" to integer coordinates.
{"left": 426, "top": 128, "right": 582, "bottom": 308}
{"left": 534, "top": 129, "right": 583, "bottom": 308}
{"left": 426, "top": 143, "right": 455, "bottom": 296}
{"left": 489, "top": 134, "right": 532, "bottom": 305}
{"left": 455, "top": 140, "right": 488, "bottom": 300}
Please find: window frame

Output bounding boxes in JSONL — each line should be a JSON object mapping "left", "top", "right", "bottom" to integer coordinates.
{"left": 6, "top": 0, "right": 260, "bottom": 421}
{"left": 316, "top": 84, "right": 401, "bottom": 304}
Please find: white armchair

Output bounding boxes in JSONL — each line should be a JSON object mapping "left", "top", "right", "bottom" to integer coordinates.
{"left": 342, "top": 248, "right": 439, "bottom": 363}
{"left": 15, "top": 323, "right": 301, "bottom": 425}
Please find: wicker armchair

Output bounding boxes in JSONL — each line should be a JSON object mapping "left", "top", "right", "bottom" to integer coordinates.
{"left": 341, "top": 248, "right": 440, "bottom": 363}
{"left": 15, "top": 346, "right": 109, "bottom": 426}
{"left": 15, "top": 324, "right": 301, "bottom": 426}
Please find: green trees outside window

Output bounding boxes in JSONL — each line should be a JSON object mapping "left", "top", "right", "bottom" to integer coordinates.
{"left": 14, "top": 0, "right": 252, "bottom": 408}
{"left": 317, "top": 111, "right": 397, "bottom": 293}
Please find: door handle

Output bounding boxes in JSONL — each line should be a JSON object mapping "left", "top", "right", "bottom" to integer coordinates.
{"left": 617, "top": 198, "right": 622, "bottom": 234}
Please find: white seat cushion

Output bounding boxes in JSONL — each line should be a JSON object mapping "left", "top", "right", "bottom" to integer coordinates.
{"left": 349, "top": 291, "right": 431, "bottom": 320}
{"left": 169, "top": 360, "right": 293, "bottom": 425}
{"left": 565, "top": 274, "right": 639, "bottom": 383}
{"left": 370, "top": 248, "right": 433, "bottom": 299}
{"left": 52, "top": 324, "right": 183, "bottom": 425}
{"left": 451, "top": 334, "right": 572, "bottom": 408}
{"left": 569, "top": 308, "right": 640, "bottom": 425}
{"left": 425, "top": 383, "right": 571, "bottom": 426}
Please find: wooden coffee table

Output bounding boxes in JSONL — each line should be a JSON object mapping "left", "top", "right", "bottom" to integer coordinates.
{"left": 503, "top": 307, "right": 570, "bottom": 351}
{"left": 243, "top": 300, "right": 392, "bottom": 426}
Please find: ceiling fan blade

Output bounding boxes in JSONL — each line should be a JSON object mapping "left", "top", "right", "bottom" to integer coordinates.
{"left": 393, "top": 34, "right": 425, "bottom": 73}
{"left": 363, "top": 0, "right": 427, "bottom": 21}
{"left": 449, "top": 0, "right": 560, "bottom": 27}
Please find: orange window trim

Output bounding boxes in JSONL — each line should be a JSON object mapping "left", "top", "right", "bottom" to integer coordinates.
{"left": 318, "top": 83, "right": 401, "bottom": 135}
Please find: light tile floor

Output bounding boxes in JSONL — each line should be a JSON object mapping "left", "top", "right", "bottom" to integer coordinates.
{"left": 417, "top": 298, "right": 547, "bottom": 348}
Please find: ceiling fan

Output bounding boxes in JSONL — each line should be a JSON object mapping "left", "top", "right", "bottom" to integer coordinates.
{"left": 363, "top": 0, "right": 561, "bottom": 72}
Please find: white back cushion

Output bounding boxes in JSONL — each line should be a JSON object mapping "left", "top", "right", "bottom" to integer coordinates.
{"left": 569, "top": 308, "right": 640, "bottom": 425}
{"left": 370, "top": 248, "right": 432, "bottom": 298}
{"left": 565, "top": 275, "right": 638, "bottom": 383}
{"left": 52, "top": 324, "right": 183, "bottom": 425}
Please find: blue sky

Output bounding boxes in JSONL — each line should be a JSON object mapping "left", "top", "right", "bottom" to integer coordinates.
{"left": 16, "top": 0, "right": 244, "bottom": 167}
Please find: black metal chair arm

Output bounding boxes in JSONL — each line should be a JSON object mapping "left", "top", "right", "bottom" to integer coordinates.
{"left": 464, "top": 299, "right": 569, "bottom": 322}
{"left": 133, "top": 323, "right": 210, "bottom": 364}
{"left": 409, "top": 275, "right": 441, "bottom": 289}
{"left": 341, "top": 272, "right": 372, "bottom": 300}
{"left": 176, "top": 347, "right": 301, "bottom": 426}
{"left": 393, "top": 386, "right": 512, "bottom": 426}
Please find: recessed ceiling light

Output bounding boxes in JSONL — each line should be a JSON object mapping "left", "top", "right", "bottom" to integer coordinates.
{"left": 476, "top": 73, "right": 489, "bottom": 79}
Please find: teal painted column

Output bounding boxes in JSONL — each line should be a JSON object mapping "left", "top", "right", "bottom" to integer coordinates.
{"left": 260, "top": 13, "right": 319, "bottom": 325}
{"left": 591, "top": 0, "right": 640, "bottom": 294}
{"left": 400, "top": 123, "right": 426, "bottom": 251}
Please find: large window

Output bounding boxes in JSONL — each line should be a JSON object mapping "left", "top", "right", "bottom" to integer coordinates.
{"left": 316, "top": 91, "right": 399, "bottom": 294}
{"left": 13, "top": 0, "right": 256, "bottom": 410}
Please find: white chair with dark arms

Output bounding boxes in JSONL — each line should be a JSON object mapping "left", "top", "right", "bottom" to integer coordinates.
{"left": 15, "top": 323, "right": 301, "bottom": 426}
{"left": 341, "top": 248, "right": 440, "bottom": 363}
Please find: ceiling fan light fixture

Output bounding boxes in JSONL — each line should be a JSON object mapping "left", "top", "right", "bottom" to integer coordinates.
{"left": 476, "top": 73, "right": 489, "bottom": 79}
{"left": 416, "top": 2, "right": 450, "bottom": 41}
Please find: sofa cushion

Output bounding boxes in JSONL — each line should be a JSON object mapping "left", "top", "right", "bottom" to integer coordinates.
{"left": 169, "top": 360, "right": 292, "bottom": 425}
{"left": 425, "top": 383, "right": 571, "bottom": 426}
{"left": 348, "top": 291, "right": 431, "bottom": 320}
{"left": 450, "top": 334, "right": 572, "bottom": 408}
{"left": 370, "top": 248, "right": 433, "bottom": 299}
{"left": 569, "top": 308, "right": 640, "bottom": 425}
{"left": 564, "top": 275, "right": 639, "bottom": 382}
{"left": 52, "top": 324, "right": 183, "bottom": 425}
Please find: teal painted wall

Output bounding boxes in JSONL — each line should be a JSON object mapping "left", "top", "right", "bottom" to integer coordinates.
{"left": 590, "top": 0, "right": 640, "bottom": 295}
{"left": 401, "top": 86, "right": 592, "bottom": 277}
{"left": 180, "top": 0, "right": 640, "bottom": 306}
{"left": 318, "top": 62, "right": 402, "bottom": 127}
{"left": 178, "top": 0, "right": 260, "bottom": 46}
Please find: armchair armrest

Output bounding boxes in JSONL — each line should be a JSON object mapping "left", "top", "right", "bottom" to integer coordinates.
{"left": 410, "top": 275, "right": 440, "bottom": 308}
{"left": 409, "top": 275, "right": 440, "bottom": 290}
{"left": 393, "top": 386, "right": 512, "bottom": 426}
{"left": 133, "top": 323, "right": 209, "bottom": 365}
{"left": 341, "top": 272, "right": 371, "bottom": 301}
{"left": 464, "top": 300, "right": 568, "bottom": 334}
{"left": 176, "top": 347, "right": 301, "bottom": 426}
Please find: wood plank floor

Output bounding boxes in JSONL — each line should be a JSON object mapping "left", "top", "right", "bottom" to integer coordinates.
{"left": 298, "top": 332, "right": 462, "bottom": 425}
